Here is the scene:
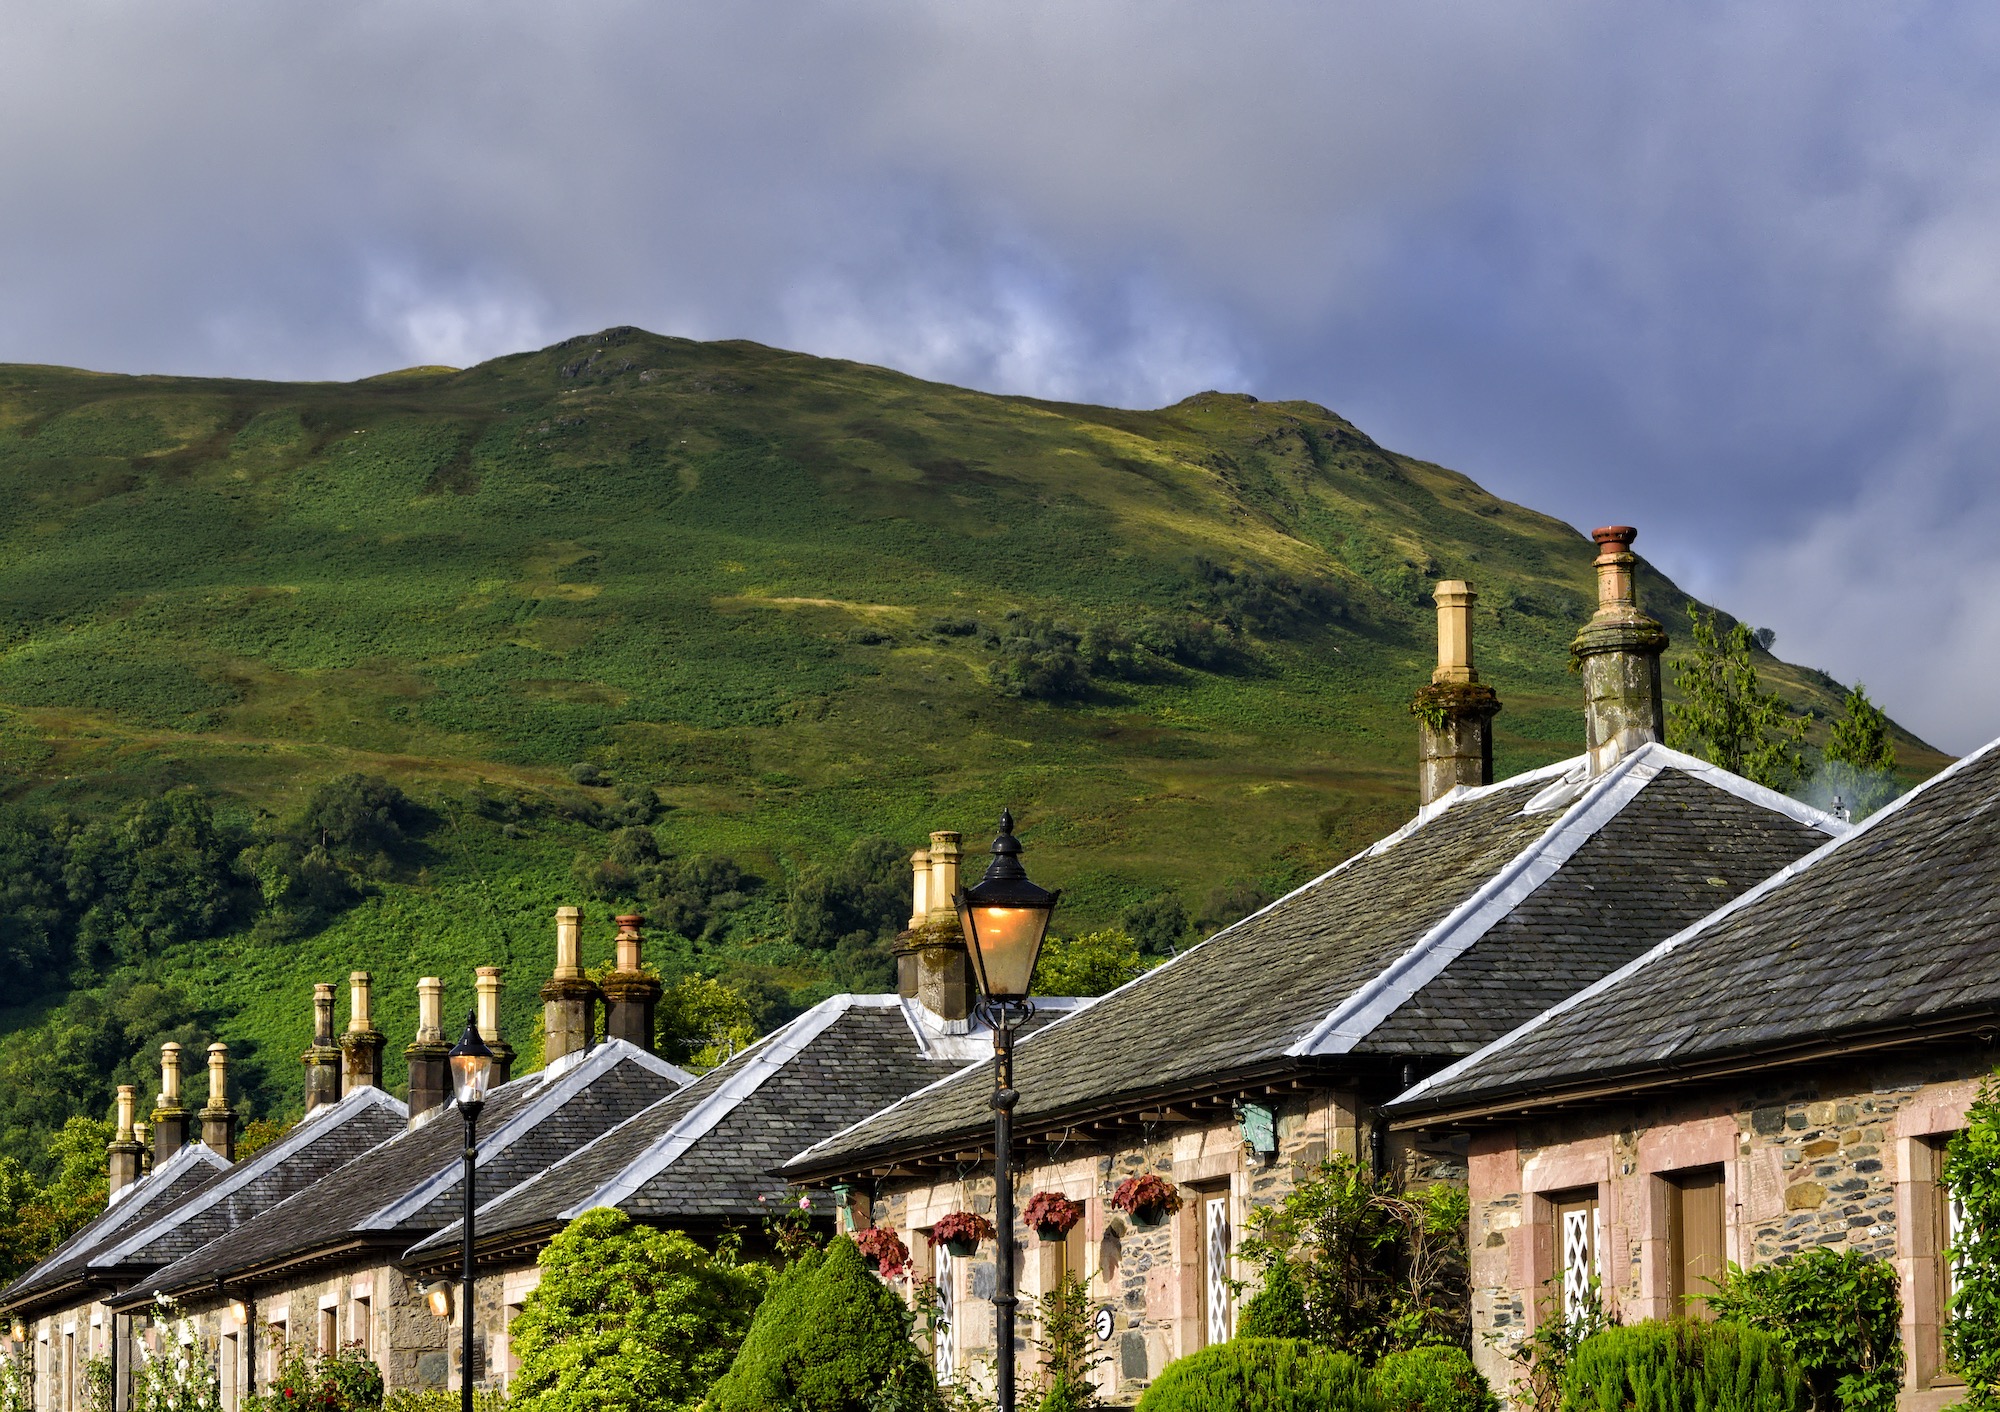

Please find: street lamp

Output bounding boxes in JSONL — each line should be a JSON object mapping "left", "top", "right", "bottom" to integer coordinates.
{"left": 954, "top": 810, "right": 1059, "bottom": 1412}
{"left": 448, "top": 1012, "right": 493, "bottom": 1412}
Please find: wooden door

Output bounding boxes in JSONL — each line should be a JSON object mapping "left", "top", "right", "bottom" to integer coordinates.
{"left": 1668, "top": 1168, "right": 1726, "bottom": 1319}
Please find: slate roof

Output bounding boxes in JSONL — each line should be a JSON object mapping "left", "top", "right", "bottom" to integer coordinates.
{"left": 404, "top": 994, "right": 1091, "bottom": 1262}
{"left": 129, "top": 1040, "right": 688, "bottom": 1303}
{"left": 785, "top": 745, "right": 1840, "bottom": 1179}
{"left": 1390, "top": 736, "right": 2000, "bottom": 1121}
{"left": 1, "top": 1142, "right": 229, "bottom": 1316}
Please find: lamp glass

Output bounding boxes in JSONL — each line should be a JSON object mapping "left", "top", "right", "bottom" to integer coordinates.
{"left": 228, "top": 1300, "right": 248, "bottom": 1325}
{"left": 447, "top": 1011, "right": 494, "bottom": 1107}
{"left": 424, "top": 1283, "right": 452, "bottom": 1319}
{"left": 959, "top": 900, "right": 1053, "bottom": 1001}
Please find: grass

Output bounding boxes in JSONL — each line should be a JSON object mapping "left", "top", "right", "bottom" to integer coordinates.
{"left": 0, "top": 328, "right": 1949, "bottom": 1122}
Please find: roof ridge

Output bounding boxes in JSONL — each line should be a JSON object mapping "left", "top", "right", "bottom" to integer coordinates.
{"left": 1392, "top": 734, "right": 1999, "bottom": 1111}
{"left": 88, "top": 1087, "right": 405, "bottom": 1270}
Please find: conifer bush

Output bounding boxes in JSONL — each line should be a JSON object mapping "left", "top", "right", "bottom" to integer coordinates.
{"left": 705, "top": 1235, "right": 943, "bottom": 1412}
{"left": 1133, "top": 1338, "right": 1380, "bottom": 1412}
{"left": 506, "top": 1208, "right": 765, "bottom": 1412}
{"left": 1557, "top": 1322, "right": 1808, "bottom": 1412}
{"left": 1369, "top": 1346, "right": 1498, "bottom": 1412}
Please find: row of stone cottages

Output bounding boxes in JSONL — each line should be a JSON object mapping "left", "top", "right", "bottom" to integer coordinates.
{"left": 5, "top": 526, "right": 1993, "bottom": 1410}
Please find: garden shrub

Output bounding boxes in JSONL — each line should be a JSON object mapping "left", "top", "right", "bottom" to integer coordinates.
{"left": 1370, "top": 1346, "right": 1498, "bottom": 1412}
{"left": 1134, "top": 1338, "right": 1380, "bottom": 1412}
{"left": 507, "top": 1208, "right": 766, "bottom": 1412}
{"left": 1706, "top": 1248, "right": 1901, "bottom": 1412}
{"left": 1558, "top": 1321, "right": 1808, "bottom": 1412}
{"left": 1946, "top": 1071, "right": 2000, "bottom": 1411}
{"left": 706, "top": 1235, "right": 942, "bottom": 1412}
{"left": 1237, "top": 1258, "right": 1312, "bottom": 1340}
{"left": 246, "top": 1343, "right": 382, "bottom": 1412}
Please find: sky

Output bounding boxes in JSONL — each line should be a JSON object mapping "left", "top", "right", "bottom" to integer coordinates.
{"left": 1, "top": 2, "right": 1994, "bottom": 750}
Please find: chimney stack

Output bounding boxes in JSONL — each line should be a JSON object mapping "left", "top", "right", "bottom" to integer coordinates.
{"left": 201, "top": 1043, "right": 238, "bottom": 1161}
{"left": 893, "top": 848, "right": 932, "bottom": 1000}
{"left": 405, "top": 977, "right": 450, "bottom": 1122}
{"left": 302, "top": 983, "right": 342, "bottom": 1112}
{"left": 108, "top": 1086, "right": 144, "bottom": 1197}
{"left": 894, "top": 831, "right": 975, "bottom": 1022}
{"left": 540, "top": 907, "right": 601, "bottom": 1065}
{"left": 1571, "top": 526, "right": 1667, "bottom": 775}
{"left": 1412, "top": 580, "right": 1502, "bottom": 805}
{"left": 152, "top": 1042, "right": 189, "bottom": 1166}
{"left": 475, "top": 967, "right": 514, "bottom": 1084}
{"left": 340, "top": 971, "right": 387, "bottom": 1092}
{"left": 602, "top": 916, "right": 664, "bottom": 1052}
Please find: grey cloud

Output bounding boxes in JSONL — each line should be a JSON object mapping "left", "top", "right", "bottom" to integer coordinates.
{"left": 2, "top": 2, "right": 1999, "bottom": 747}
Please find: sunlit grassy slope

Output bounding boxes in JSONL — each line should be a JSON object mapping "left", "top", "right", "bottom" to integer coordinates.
{"left": 0, "top": 327, "right": 1946, "bottom": 1113}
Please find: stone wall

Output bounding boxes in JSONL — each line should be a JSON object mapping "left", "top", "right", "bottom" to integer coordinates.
{"left": 1459, "top": 1044, "right": 1997, "bottom": 1411}
{"left": 855, "top": 1081, "right": 1468, "bottom": 1405}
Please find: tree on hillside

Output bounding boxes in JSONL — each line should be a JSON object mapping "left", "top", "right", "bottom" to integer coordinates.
{"left": 500, "top": 1208, "right": 767, "bottom": 1412}
{"left": 1120, "top": 892, "right": 1189, "bottom": 958}
{"left": 655, "top": 975, "right": 758, "bottom": 1071}
{"left": 1033, "top": 928, "right": 1153, "bottom": 997}
{"left": 0, "top": 1115, "right": 111, "bottom": 1284}
{"left": 1667, "top": 604, "right": 1810, "bottom": 791}
{"left": 1826, "top": 684, "right": 1895, "bottom": 773}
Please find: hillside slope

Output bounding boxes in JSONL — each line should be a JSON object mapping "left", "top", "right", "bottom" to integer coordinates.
{"left": 0, "top": 327, "right": 1946, "bottom": 1138}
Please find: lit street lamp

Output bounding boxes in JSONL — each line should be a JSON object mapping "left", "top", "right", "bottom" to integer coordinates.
{"left": 449, "top": 1013, "right": 494, "bottom": 1412}
{"left": 954, "top": 810, "right": 1059, "bottom": 1412}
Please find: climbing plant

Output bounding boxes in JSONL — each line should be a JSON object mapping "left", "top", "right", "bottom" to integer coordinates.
{"left": 1946, "top": 1075, "right": 2000, "bottom": 1410}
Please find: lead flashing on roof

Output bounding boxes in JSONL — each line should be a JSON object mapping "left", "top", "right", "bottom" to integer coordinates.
{"left": 1390, "top": 735, "right": 1997, "bottom": 1118}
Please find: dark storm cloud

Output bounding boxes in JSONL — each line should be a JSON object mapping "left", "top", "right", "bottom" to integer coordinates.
{"left": 2, "top": 2, "right": 1996, "bottom": 747}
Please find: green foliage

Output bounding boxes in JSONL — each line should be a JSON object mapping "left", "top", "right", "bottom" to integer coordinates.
{"left": 1945, "top": 1071, "right": 2000, "bottom": 1410}
{"left": 0, "top": 1347, "right": 31, "bottom": 1412}
{"left": 1032, "top": 928, "right": 1152, "bottom": 997}
{"left": 707, "top": 1235, "right": 941, "bottom": 1412}
{"left": 572, "top": 829, "right": 757, "bottom": 947}
{"left": 1033, "top": 1269, "right": 1107, "bottom": 1412}
{"left": 1239, "top": 1257, "right": 1313, "bottom": 1340}
{"left": 1134, "top": 1338, "right": 1379, "bottom": 1412}
{"left": 0, "top": 1115, "right": 110, "bottom": 1282}
{"left": 1235, "top": 1156, "right": 1470, "bottom": 1359}
{"left": 1196, "top": 884, "right": 1274, "bottom": 938}
{"left": 246, "top": 1343, "right": 383, "bottom": 1412}
{"left": 1118, "top": 893, "right": 1189, "bottom": 957}
{"left": 81, "top": 1356, "right": 114, "bottom": 1412}
{"left": 132, "top": 1303, "right": 222, "bottom": 1412}
{"left": 1824, "top": 685, "right": 1894, "bottom": 773}
{"left": 1706, "top": 1249, "right": 1901, "bottom": 1412}
{"left": 379, "top": 1393, "right": 504, "bottom": 1412}
{"left": 654, "top": 974, "right": 758, "bottom": 1071}
{"left": 1369, "top": 1346, "right": 1498, "bottom": 1412}
{"left": 782, "top": 836, "right": 909, "bottom": 991}
{"left": 1557, "top": 1321, "right": 1808, "bottom": 1412}
{"left": 507, "top": 1207, "right": 765, "bottom": 1412}
{"left": 1501, "top": 1283, "right": 1606, "bottom": 1412}
{"left": 1667, "top": 605, "right": 1810, "bottom": 791}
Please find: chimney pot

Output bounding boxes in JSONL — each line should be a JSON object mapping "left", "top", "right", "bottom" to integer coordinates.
{"left": 1571, "top": 524, "right": 1668, "bottom": 774}
{"left": 347, "top": 971, "right": 373, "bottom": 1032}
{"left": 108, "top": 1086, "right": 143, "bottom": 1197}
{"left": 926, "top": 832, "right": 962, "bottom": 921}
{"left": 338, "top": 974, "right": 387, "bottom": 1093}
{"left": 475, "top": 967, "right": 514, "bottom": 1083}
{"left": 152, "top": 1042, "right": 189, "bottom": 1166}
{"left": 302, "top": 984, "right": 343, "bottom": 1113}
{"left": 201, "top": 1043, "right": 238, "bottom": 1162}
{"left": 541, "top": 907, "right": 601, "bottom": 1064}
{"left": 405, "top": 977, "right": 451, "bottom": 1123}
{"left": 603, "top": 917, "right": 663, "bottom": 1054}
{"left": 416, "top": 977, "right": 444, "bottom": 1043}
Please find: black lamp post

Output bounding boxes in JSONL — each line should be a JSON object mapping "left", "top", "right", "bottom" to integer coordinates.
{"left": 954, "top": 810, "right": 1059, "bottom": 1412}
{"left": 448, "top": 1012, "right": 494, "bottom": 1412}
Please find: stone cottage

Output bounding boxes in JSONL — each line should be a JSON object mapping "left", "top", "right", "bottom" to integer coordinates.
{"left": 782, "top": 528, "right": 1846, "bottom": 1403}
{"left": 1386, "top": 732, "right": 2000, "bottom": 1410}
{"left": 2, "top": 1034, "right": 406, "bottom": 1412}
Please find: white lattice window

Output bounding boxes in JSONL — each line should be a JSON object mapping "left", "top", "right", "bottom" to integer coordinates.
{"left": 1554, "top": 1193, "right": 1598, "bottom": 1325}
{"left": 1947, "top": 1186, "right": 1966, "bottom": 1306}
{"left": 1205, "top": 1194, "right": 1233, "bottom": 1347}
{"left": 933, "top": 1241, "right": 956, "bottom": 1383}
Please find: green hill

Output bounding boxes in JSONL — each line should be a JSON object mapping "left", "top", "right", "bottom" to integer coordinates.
{"left": 0, "top": 327, "right": 1946, "bottom": 1160}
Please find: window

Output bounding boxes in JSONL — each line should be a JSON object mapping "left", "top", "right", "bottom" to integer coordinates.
{"left": 350, "top": 1298, "right": 370, "bottom": 1356}
{"left": 1666, "top": 1167, "right": 1726, "bottom": 1320}
{"left": 930, "top": 1236, "right": 956, "bottom": 1385}
{"left": 316, "top": 1307, "right": 336, "bottom": 1357}
{"left": 220, "top": 1335, "right": 238, "bottom": 1412}
{"left": 1203, "top": 1192, "right": 1233, "bottom": 1348}
{"left": 266, "top": 1320, "right": 286, "bottom": 1385}
{"left": 1551, "top": 1189, "right": 1599, "bottom": 1326}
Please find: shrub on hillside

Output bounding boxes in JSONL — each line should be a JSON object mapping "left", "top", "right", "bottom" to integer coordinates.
{"left": 706, "top": 1236, "right": 941, "bottom": 1412}
{"left": 1707, "top": 1249, "right": 1901, "bottom": 1412}
{"left": 507, "top": 1208, "right": 766, "bottom": 1412}
{"left": 1369, "top": 1347, "right": 1497, "bottom": 1412}
{"left": 1558, "top": 1321, "right": 1807, "bottom": 1412}
{"left": 1134, "top": 1338, "right": 1379, "bottom": 1412}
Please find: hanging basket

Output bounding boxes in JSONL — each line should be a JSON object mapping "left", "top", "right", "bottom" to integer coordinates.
{"left": 853, "top": 1226, "right": 910, "bottom": 1279}
{"left": 1023, "top": 1191, "right": 1084, "bottom": 1242}
{"left": 1111, "top": 1173, "right": 1183, "bottom": 1230}
{"left": 932, "top": 1211, "right": 995, "bottom": 1259}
